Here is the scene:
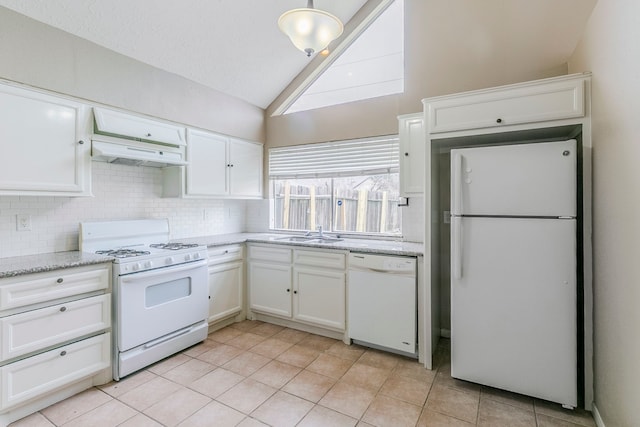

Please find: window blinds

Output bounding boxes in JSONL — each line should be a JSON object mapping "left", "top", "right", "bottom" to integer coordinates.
{"left": 269, "top": 136, "right": 399, "bottom": 179}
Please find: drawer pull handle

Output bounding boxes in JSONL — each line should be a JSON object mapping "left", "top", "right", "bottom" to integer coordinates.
{"left": 60, "top": 350, "right": 67, "bottom": 356}
{"left": 59, "top": 306, "right": 67, "bottom": 312}
{"left": 56, "top": 278, "right": 64, "bottom": 284}
{"left": 496, "top": 118, "right": 503, "bottom": 123}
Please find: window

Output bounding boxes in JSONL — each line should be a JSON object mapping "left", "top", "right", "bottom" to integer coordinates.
{"left": 283, "top": 0, "right": 404, "bottom": 114}
{"left": 269, "top": 136, "right": 401, "bottom": 236}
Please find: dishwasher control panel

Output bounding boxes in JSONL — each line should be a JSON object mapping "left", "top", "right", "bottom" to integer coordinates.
{"left": 348, "top": 253, "right": 416, "bottom": 273}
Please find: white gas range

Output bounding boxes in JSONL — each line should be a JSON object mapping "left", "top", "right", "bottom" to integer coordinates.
{"left": 79, "top": 219, "right": 209, "bottom": 380}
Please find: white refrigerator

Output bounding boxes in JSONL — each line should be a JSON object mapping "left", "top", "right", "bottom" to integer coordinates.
{"left": 450, "top": 139, "right": 577, "bottom": 408}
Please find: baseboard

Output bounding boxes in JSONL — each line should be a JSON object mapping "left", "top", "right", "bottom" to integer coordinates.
{"left": 440, "top": 328, "right": 451, "bottom": 338}
{"left": 592, "top": 403, "right": 605, "bottom": 427}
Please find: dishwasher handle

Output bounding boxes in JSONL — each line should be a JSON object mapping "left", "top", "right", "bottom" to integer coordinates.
{"left": 349, "top": 265, "right": 416, "bottom": 276}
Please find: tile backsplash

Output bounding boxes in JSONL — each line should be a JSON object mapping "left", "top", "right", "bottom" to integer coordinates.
{"left": 0, "top": 163, "right": 424, "bottom": 259}
{"left": 0, "top": 162, "right": 247, "bottom": 258}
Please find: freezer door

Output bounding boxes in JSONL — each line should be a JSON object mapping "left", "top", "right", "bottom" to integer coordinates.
{"left": 450, "top": 216, "right": 577, "bottom": 407}
{"left": 451, "top": 140, "right": 577, "bottom": 217}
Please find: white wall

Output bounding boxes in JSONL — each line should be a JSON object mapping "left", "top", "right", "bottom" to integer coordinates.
{"left": 569, "top": 1, "right": 640, "bottom": 425}
{"left": 0, "top": 162, "right": 246, "bottom": 258}
{"left": 0, "top": 6, "right": 264, "bottom": 143}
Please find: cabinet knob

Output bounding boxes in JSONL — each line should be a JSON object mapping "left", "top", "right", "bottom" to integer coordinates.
{"left": 230, "top": 164, "right": 234, "bottom": 167}
{"left": 78, "top": 140, "right": 85, "bottom": 145}
{"left": 496, "top": 118, "right": 503, "bottom": 123}
{"left": 146, "top": 133, "right": 152, "bottom": 137}
{"left": 60, "top": 350, "right": 67, "bottom": 356}
{"left": 286, "top": 288, "right": 290, "bottom": 293}
{"left": 59, "top": 306, "right": 67, "bottom": 312}
{"left": 404, "top": 152, "right": 409, "bottom": 156}
{"left": 293, "top": 290, "right": 298, "bottom": 294}
{"left": 56, "top": 278, "right": 64, "bottom": 284}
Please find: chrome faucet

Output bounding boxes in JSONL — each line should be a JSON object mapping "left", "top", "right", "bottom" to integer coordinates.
{"left": 305, "top": 225, "right": 324, "bottom": 238}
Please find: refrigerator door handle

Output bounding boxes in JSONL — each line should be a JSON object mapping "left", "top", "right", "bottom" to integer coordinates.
{"left": 452, "top": 216, "right": 463, "bottom": 279}
{"left": 452, "top": 153, "right": 463, "bottom": 215}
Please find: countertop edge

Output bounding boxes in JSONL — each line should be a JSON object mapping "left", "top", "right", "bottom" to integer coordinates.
{"left": 0, "top": 252, "right": 114, "bottom": 279}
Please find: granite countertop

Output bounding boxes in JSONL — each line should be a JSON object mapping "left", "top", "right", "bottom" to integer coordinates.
{"left": 0, "top": 233, "right": 423, "bottom": 278}
{"left": 175, "top": 232, "right": 424, "bottom": 257}
{"left": 0, "top": 252, "right": 114, "bottom": 279}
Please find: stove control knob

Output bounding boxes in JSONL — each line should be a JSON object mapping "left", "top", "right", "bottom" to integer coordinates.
{"left": 145, "top": 261, "right": 153, "bottom": 268}
{"left": 165, "top": 257, "right": 174, "bottom": 265}
{"left": 184, "top": 254, "right": 192, "bottom": 261}
{"left": 132, "top": 263, "right": 141, "bottom": 271}
{"left": 192, "top": 252, "right": 200, "bottom": 260}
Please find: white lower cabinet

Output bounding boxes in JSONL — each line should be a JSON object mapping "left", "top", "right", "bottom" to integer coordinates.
{"left": 208, "top": 246, "right": 244, "bottom": 324}
{"left": 293, "top": 266, "right": 345, "bottom": 330}
{"left": 0, "top": 264, "right": 112, "bottom": 421}
{"left": 248, "top": 244, "right": 346, "bottom": 332}
{"left": 248, "top": 261, "right": 292, "bottom": 318}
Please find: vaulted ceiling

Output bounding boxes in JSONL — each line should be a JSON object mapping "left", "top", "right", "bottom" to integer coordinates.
{"left": 0, "top": 0, "right": 598, "bottom": 111}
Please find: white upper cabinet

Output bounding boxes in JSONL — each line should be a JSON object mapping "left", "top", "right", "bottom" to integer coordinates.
{"left": 426, "top": 76, "right": 585, "bottom": 134}
{"left": 0, "top": 83, "right": 91, "bottom": 196}
{"left": 398, "top": 113, "right": 425, "bottom": 195}
{"left": 93, "top": 108, "right": 186, "bottom": 146}
{"left": 185, "top": 129, "right": 228, "bottom": 196}
{"left": 165, "top": 128, "right": 263, "bottom": 199}
{"left": 229, "top": 138, "right": 263, "bottom": 197}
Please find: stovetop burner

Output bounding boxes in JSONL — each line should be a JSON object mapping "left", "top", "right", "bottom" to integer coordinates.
{"left": 95, "top": 249, "right": 151, "bottom": 258}
{"left": 149, "top": 243, "right": 200, "bottom": 250}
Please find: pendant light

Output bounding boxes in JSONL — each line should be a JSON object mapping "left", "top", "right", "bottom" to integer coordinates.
{"left": 278, "top": 0, "right": 344, "bottom": 57}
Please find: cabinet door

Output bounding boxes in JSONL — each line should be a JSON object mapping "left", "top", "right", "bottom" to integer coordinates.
{"left": 293, "top": 266, "right": 345, "bottom": 331}
{"left": 94, "top": 108, "right": 186, "bottom": 146}
{"left": 229, "top": 139, "right": 263, "bottom": 197}
{"left": 0, "top": 333, "right": 110, "bottom": 410}
{"left": 186, "top": 129, "right": 228, "bottom": 196}
{"left": 248, "top": 261, "right": 292, "bottom": 318}
{"left": 399, "top": 113, "right": 424, "bottom": 195}
{"left": 208, "top": 261, "right": 243, "bottom": 323}
{"left": 426, "top": 78, "right": 584, "bottom": 134}
{"left": 0, "top": 84, "right": 91, "bottom": 196}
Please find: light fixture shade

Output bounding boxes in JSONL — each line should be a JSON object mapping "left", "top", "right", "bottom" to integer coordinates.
{"left": 278, "top": 7, "right": 344, "bottom": 56}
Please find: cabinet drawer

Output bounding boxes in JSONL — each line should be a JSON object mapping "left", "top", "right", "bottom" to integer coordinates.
{"left": 294, "top": 249, "right": 345, "bottom": 269}
{"left": 0, "top": 294, "right": 110, "bottom": 361}
{"left": 0, "top": 333, "right": 110, "bottom": 410}
{"left": 208, "top": 245, "right": 244, "bottom": 265}
{"left": 248, "top": 245, "right": 291, "bottom": 263}
{"left": 427, "top": 78, "right": 584, "bottom": 134}
{"left": 0, "top": 265, "right": 109, "bottom": 312}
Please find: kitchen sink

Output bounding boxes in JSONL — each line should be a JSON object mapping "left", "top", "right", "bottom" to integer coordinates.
{"left": 275, "top": 235, "right": 344, "bottom": 243}
{"left": 276, "top": 236, "right": 318, "bottom": 242}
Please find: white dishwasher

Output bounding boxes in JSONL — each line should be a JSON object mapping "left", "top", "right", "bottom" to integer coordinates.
{"left": 348, "top": 253, "right": 417, "bottom": 358}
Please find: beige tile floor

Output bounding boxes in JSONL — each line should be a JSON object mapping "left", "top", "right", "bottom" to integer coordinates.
{"left": 10, "top": 321, "right": 596, "bottom": 427}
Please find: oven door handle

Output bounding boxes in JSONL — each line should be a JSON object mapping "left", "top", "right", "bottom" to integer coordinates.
{"left": 120, "top": 259, "right": 207, "bottom": 281}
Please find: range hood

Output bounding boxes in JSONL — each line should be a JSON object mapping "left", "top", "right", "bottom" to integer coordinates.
{"left": 91, "top": 135, "right": 187, "bottom": 168}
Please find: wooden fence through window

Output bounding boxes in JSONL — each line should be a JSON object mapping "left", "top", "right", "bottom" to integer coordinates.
{"left": 274, "top": 182, "right": 399, "bottom": 233}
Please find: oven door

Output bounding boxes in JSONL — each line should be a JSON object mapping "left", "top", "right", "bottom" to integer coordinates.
{"left": 117, "top": 259, "right": 208, "bottom": 352}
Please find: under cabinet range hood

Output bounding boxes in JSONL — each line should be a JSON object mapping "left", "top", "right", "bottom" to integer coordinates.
{"left": 91, "top": 135, "right": 187, "bottom": 167}
{"left": 91, "top": 107, "right": 188, "bottom": 167}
